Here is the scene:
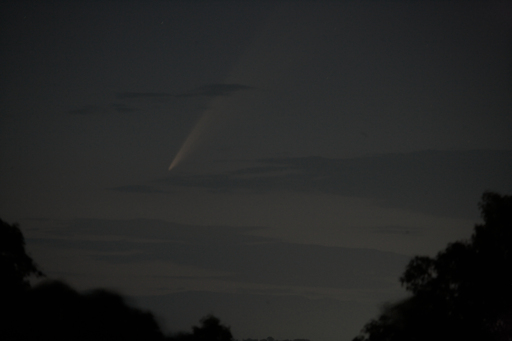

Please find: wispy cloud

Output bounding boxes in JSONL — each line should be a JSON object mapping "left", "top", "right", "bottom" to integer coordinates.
{"left": 369, "top": 226, "right": 419, "bottom": 235}
{"left": 111, "top": 103, "right": 138, "bottom": 113}
{"left": 68, "top": 105, "right": 101, "bottom": 115}
{"left": 115, "top": 84, "right": 254, "bottom": 100}
{"left": 70, "top": 84, "right": 254, "bottom": 115}
{"left": 115, "top": 92, "right": 174, "bottom": 99}
{"left": 27, "top": 218, "right": 408, "bottom": 291}
{"left": 108, "top": 185, "right": 169, "bottom": 194}
{"left": 67, "top": 103, "right": 138, "bottom": 115}
{"left": 176, "top": 84, "right": 254, "bottom": 97}
{"left": 157, "top": 150, "right": 512, "bottom": 218}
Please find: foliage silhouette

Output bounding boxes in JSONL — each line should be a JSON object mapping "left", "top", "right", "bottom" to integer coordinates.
{"left": 169, "top": 314, "right": 233, "bottom": 341}
{"left": 0, "top": 219, "right": 234, "bottom": 341}
{"left": 0, "top": 219, "right": 44, "bottom": 295}
{"left": 353, "top": 192, "right": 512, "bottom": 341}
{"left": 4, "top": 280, "right": 167, "bottom": 341}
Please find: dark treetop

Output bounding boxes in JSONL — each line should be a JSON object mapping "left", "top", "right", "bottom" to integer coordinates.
{"left": 353, "top": 192, "right": 512, "bottom": 341}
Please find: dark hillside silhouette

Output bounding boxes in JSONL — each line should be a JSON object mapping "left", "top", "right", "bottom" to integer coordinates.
{"left": 353, "top": 192, "right": 512, "bottom": 341}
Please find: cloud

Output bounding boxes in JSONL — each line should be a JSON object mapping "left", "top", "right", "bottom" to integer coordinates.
{"left": 158, "top": 150, "right": 512, "bottom": 219}
{"left": 111, "top": 103, "right": 138, "bottom": 113}
{"left": 176, "top": 84, "right": 254, "bottom": 97}
{"left": 27, "top": 218, "right": 408, "bottom": 292}
{"left": 73, "top": 84, "right": 254, "bottom": 115}
{"left": 116, "top": 92, "right": 174, "bottom": 99}
{"left": 68, "top": 105, "right": 101, "bottom": 115}
{"left": 109, "top": 185, "right": 169, "bottom": 194}
{"left": 369, "top": 226, "right": 418, "bottom": 235}
{"left": 115, "top": 84, "right": 253, "bottom": 101}
{"left": 25, "top": 218, "right": 409, "bottom": 341}
{"left": 67, "top": 103, "right": 138, "bottom": 115}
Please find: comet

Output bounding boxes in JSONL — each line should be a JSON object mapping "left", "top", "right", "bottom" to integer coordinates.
{"left": 168, "top": 8, "right": 280, "bottom": 171}
{"left": 168, "top": 108, "right": 214, "bottom": 170}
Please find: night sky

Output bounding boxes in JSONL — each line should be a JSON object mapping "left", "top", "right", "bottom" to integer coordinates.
{"left": 1, "top": 1, "right": 512, "bottom": 341}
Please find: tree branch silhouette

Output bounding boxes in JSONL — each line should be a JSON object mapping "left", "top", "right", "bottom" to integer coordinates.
{"left": 353, "top": 192, "right": 512, "bottom": 341}
{"left": 1, "top": 219, "right": 233, "bottom": 341}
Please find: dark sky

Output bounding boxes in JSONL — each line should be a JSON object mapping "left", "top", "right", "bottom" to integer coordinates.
{"left": 1, "top": 1, "right": 512, "bottom": 341}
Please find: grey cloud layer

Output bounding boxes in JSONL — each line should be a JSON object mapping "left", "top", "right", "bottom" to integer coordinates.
{"left": 109, "top": 185, "right": 171, "bottom": 194}
{"left": 116, "top": 92, "right": 175, "bottom": 99}
{"left": 176, "top": 84, "right": 254, "bottom": 97}
{"left": 29, "top": 218, "right": 408, "bottom": 292}
{"left": 69, "top": 83, "right": 253, "bottom": 115}
{"left": 116, "top": 84, "right": 254, "bottom": 100}
{"left": 155, "top": 150, "right": 512, "bottom": 219}
{"left": 67, "top": 104, "right": 140, "bottom": 115}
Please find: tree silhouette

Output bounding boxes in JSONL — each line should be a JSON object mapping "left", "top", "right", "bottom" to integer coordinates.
{"left": 353, "top": 192, "right": 512, "bottom": 341}
{"left": 1, "top": 220, "right": 166, "bottom": 340}
{"left": 192, "top": 315, "right": 233, "bottom": 341}
{"left": 1, "top": 218, "right": 236, "bottom": 341}
{"left": 170, "top": 315, "right": 233, "bottom": 341}
{"left": 0, "top": 219, "right": 44, "bottom": 295}
{"left": 0, "top": 219, "right": 44, "bottom": 311}
{"left": 8, "top": 280, "right": 166, "bottom": 341}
